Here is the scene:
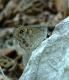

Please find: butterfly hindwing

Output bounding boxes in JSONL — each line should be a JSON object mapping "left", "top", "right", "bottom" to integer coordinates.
{"left": 14, "top": 24, "right": 47, "bottom": 51}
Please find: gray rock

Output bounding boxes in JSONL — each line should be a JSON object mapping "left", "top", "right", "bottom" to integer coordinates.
{"left": 19, "top": 17, "right": 69, "bottom": 80}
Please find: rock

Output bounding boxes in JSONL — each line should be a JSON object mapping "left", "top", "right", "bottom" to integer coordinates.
{"left": 19, "top": 17, "right": 69, "bottom": 80}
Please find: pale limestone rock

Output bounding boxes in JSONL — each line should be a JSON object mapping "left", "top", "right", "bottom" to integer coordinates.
{"left": 19, "top": 17, "right": 69, "bottom": 80}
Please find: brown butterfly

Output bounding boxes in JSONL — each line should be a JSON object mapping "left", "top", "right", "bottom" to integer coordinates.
{"left": 14, "top": 24, "right": 47, "bottom": 52}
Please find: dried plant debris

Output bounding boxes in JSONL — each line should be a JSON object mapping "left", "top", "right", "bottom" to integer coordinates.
{"left": 0, "top": 28, "right": 23, "bottom": 79}
{"left": 0, "top": 67, "right": 11, "bottom": 80}
{"left": 23, "top": 0, "right": 57, "bottom": 16}
{"left": 0, "top": 50, "right": 23, "bottom": 80}
{"left": 55, "top": 0, "right": 69, "bottom": 17}
{"left": 16, "top": 0, "right": 60, "bottom": 26}
{"left": 0, "top": 0, "right": 63, "bottom": 28}
{"left": 15, "top": 0, "right": 63, "bottom": 28}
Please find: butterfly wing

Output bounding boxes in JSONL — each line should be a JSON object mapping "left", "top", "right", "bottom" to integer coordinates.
{"left": 14, "top": 24, "right": 47, "bottom": 52}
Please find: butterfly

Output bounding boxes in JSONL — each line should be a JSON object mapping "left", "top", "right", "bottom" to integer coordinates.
{"left": 14, "top": 24, "right": 47, "bottom": 52}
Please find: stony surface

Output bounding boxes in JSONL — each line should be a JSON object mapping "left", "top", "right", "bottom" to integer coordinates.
{"left": 19, "top": 17, "right": 69, "bottom": 80}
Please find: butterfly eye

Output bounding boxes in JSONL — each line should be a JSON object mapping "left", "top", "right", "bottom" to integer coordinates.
{"left": 19, "top": 29, "right": 24, "bottom": 34}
